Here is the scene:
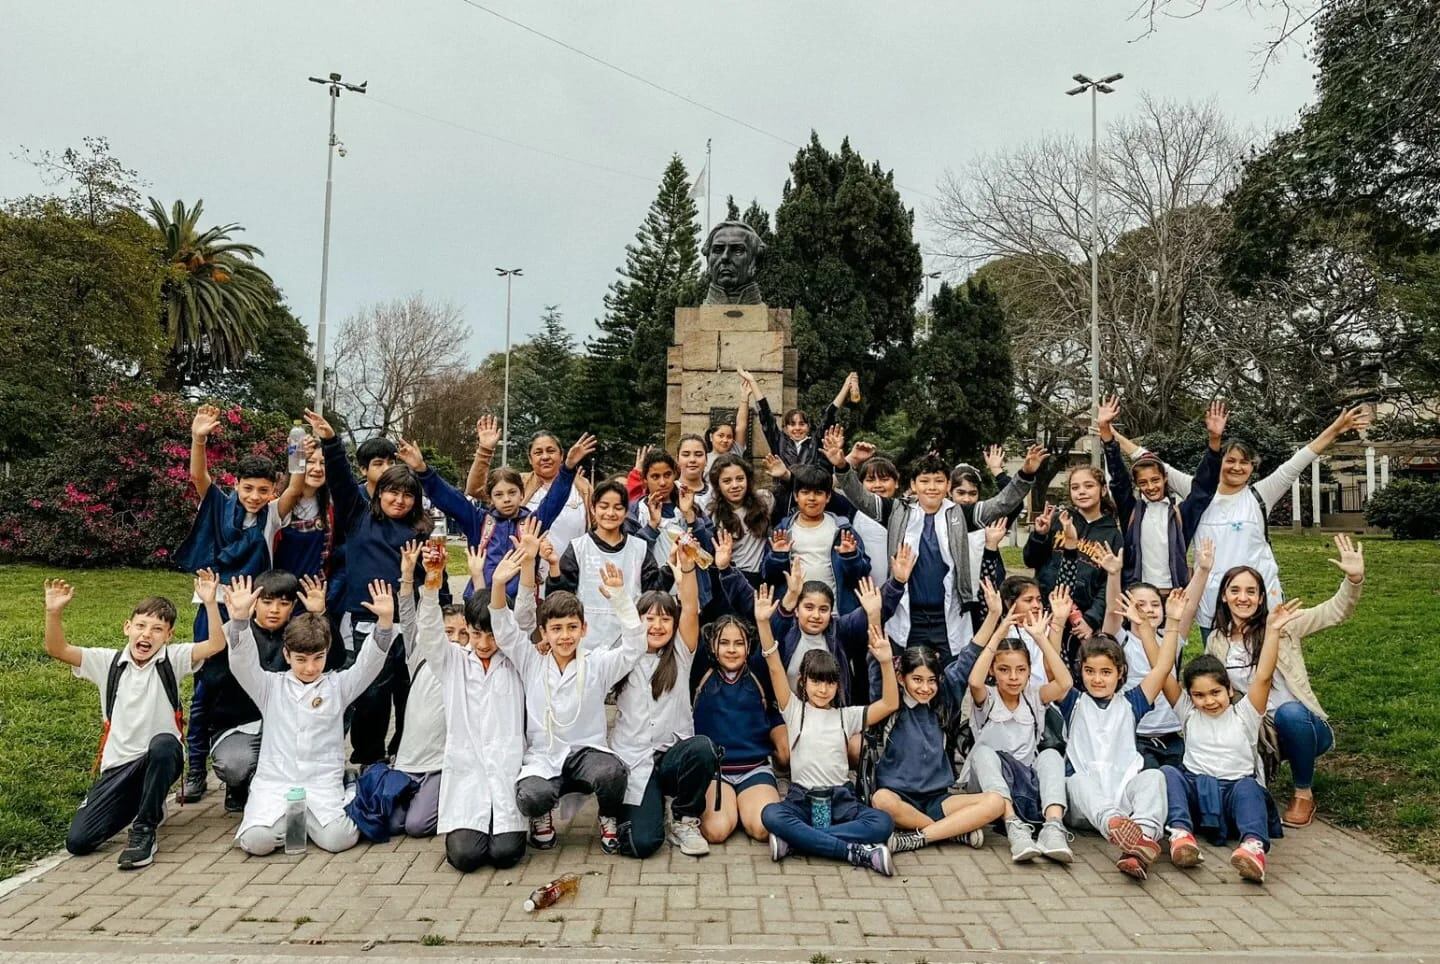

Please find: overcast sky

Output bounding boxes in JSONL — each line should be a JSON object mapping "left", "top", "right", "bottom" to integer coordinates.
{"left": 1, "top": 1, "right": 1316, "bottom": 365}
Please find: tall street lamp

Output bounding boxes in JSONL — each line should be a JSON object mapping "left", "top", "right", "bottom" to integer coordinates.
{"left": 307, "top": 72, "right": 367, "bottom": 415}
{"left": 1066, "top": 71, "right": 1122, "bottom": 465}
{"left": 495, "top": 267, "right": 524, "bottom": 464}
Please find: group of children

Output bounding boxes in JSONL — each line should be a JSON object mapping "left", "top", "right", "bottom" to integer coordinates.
{"left": 46, "top": 376, "right": 1373, "bottom": 885}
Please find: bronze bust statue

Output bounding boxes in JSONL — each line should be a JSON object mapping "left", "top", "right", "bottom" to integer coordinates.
{"left": 703, "top": 220, "right": 764, "bottom": 305}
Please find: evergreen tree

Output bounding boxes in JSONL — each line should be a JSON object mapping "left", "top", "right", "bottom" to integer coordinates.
{"left": 510, "top": 305, "right": 583, "bottom": 443}
{"left": 764, "top": 134, "right": 922, "bottom": 427}
{"left": 586, "top": 155, "right": 701, "bottom": 464}
{"left": 907, "top": 280, "right": 1016, "bottom": 466}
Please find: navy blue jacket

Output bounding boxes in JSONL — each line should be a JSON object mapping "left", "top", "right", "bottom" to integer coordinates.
{"left": 1105, "top": 439, "right": 1221, "bottom": 589}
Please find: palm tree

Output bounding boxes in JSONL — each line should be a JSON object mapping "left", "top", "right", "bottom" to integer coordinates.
{"left": 147, "top": 198, "right": 277, "bottom": 386}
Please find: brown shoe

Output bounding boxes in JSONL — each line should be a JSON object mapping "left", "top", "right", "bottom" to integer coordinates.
{"left": 1282, "top": 794, "right": 1316, "bottom": 828}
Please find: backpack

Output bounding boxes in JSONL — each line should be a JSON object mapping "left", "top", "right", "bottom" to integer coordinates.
{"left": 1249, "top": 485, "right": 1271, "bottom": 545}
{"left": 92, "top": 650, "right": 185, "bottom": 777}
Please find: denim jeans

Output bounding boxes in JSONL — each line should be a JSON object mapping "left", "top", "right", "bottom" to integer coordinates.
{"left": 1272, "top": 701, "right": 1333, "bottom": 789}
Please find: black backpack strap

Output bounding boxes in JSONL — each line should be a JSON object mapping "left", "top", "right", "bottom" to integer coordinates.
{"left": 1249, "top": 485, "right": 1271, "bottom": 544}
{"left": 104, "top": 650, "right": 126, "bottom": 720}
{"left": 155, "top": 654, "right": 183, "bottom": 719}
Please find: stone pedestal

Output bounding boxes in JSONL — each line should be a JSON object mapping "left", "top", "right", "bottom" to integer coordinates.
{"left": 665, "top": 303, "right": 796, "bottom": 455}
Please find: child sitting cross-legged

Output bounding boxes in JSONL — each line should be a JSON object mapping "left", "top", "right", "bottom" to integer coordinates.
{"left": 47, "top": 572, "right": 227, "bottom": 870}
{"left": 759, "top": 587, "right": 901, "bottom": 876}
{"left": 1161, "top": 596, "right": 1299, "bottom": 884}
{"left": 491, "top": 519, "right": 646, "bottom": 855}
{"left": 226, "top": 574, "right": 397, "bottom": 855}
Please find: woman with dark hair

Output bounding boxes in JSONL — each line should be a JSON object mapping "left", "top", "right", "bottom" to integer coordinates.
{"left": 1204, "top": 535, "right": 1366, "bottom": 829}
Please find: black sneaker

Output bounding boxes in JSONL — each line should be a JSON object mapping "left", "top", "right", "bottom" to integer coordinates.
{"left": 178, "top": 770, "right": 207, "bottom": 803}
{"left": 117, "top": 826, "right": 157, "bottom": 870}
{"left": 888, "top": 830, "right": 928, "bottom": 854}
{"left": 223, "top": 782, "right": 249, "bottom": 814}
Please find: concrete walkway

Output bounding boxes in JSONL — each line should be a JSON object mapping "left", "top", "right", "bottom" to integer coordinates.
{"left": 1, "top": 790, "right": 1437, "bottom": 962}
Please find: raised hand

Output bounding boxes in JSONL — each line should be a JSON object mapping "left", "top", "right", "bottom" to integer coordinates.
{"left": 855, "top": 577, "right": 882, "bottom": 621}
{"left": 396, "top": 438, "right": 427, "bottom": 472}
{"left": 400, "top": 539, "right": 423, "bottom": 579}
{"left": 491, "top": 548, "right": 525, "bottom": 587}
{"left": 837, "top": 528, "right": 858, "bottom": 556}
{"left": 301, "top": 435, "right": 318, "bottom": 461}
{"left": 1194, "top": 536, "right": 1215, "bottom": 572}
{"left": 763, "top": 453, "right": 789, "bottom": 481}
{"left": 538, "top": 535, "right": 560, "bottom": 569}
{"left": 867, "top": 622, "right": 892, "bottom": 662}
{"left": 890, "top": 542, "right": 917, "bottom": 583}
{"left": 713, "top": 528, "right": 733, "bottom": 570}
{"left": 1164, "top": 585, "right": 1189, "bottom": 623}
{"left": 597, "top": 561, "right": 625, "bottom": 599}
{"left": 783, "top": 555, "right": 806, "bottom": 600}
{"left": 634, "top": 445, "right": 652, "bottom": 473}
{"left": 565, "top": 432, "right": 598, "bottom": 470}
{"left": 677, "top": 480, "right": 696, "bottom": 519}
{"left": 512, "top": 516, "right": 542, "bottom": 559}
{"left": 1059, "top": 509, "right": 1079, "bottom": 546}
{"left": 1021, "top": 443, "right": 1047, "bottom": 475}
{"left": 475, "top": 414, "right": 501, "bottom": 451}
{"left": 422, "top": 541, "right": 447, "bottom": 590}
{"left": 770, "top": 528, "right": 792, "bottom": 554}
{"left": 754, "top": 583, "right": 779, "bottom": 622}
{"left": 984, "top": 517, "right": 1009, "bottom": 550}
{"left": 1022, "top": 607, "right": 1052, "bottom": 643}
{"left": 44, "top": 578, "right": 75, "bottom": 613}
{"left": 1114, "top": 591, "right": 1143, "bottom": 626}
{"left": 646, "top": 493, "right": 665, "bottom": 530}
{"left": 226, "top": 575, "right": 257, "bottom": 621}
{"left": 298, "top": 575, "right": 328, "bottom": 613}
{"left": 848, "top": 440, "right": 877, "bottom": 466}
{"left": 822, "top": 424, "right": 847, "bottom": 467}
{"left": 465, "top": 544, "right": 486, "bottom": 587}
{"left": 1096, "top": 394, "right": 1121, "bottom": 440}
{"left": 191, "top": 403, "right": 222, "bottom": 440}
{"left": 1048, "top": 584, "right": 1075, "bottom": 626}
{"left": 1094, "top": 542, "right": 1123, "bottom": 576}
{"left": 736, "top": 367, "right": 759, "bottom": 397}
{"left": 980, "top": 577, "right": 1002, "bottom": 615}
{"left": 1328, "top": 533, "right": 1365, "bottom": 583}
{"left": 1267, "top": 596, "right": 1304, "bottom": 633}
{"left": 1330, "top": 404, "right": 1374, "bottom": 437}
{"left": 1031, "top": 502, "right": 1055, "bottom": 536}
{"left": 194, "top": 569, "right": 219, "bottom": 606}
{"left": 361, "top": 579, "right": 395, "bottom": 624}
{"left": 1205, "top": 399, "right": 1229, "bottom": 442}
{"left": 302, "top": 408, "right": 336, "bottom": 440}
{"left": 984, "top": 444, "right": 1005, "bottom": 477}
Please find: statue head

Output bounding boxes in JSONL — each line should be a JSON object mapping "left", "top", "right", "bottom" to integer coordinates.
{"left": 704, "top": 221, "right": 764, "bottom": 296}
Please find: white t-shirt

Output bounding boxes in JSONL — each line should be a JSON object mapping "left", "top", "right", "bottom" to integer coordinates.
{"left": 785, "top": 632, "right": 833, "bottom": 692}
{"left": 76, "top": 644, "right": 197, "bottom": 771}
{"left": 789, "top": 515, "right": 838, "bottom": 591}
{"left": 972, "top": 682, "right": 1042, "bottom": 766}
{"left": 1175, "top": 692, "right": 1263, "bottom": 780}
{"left": 1224, "top": 640, "right": 1297, "bottom": 713}
{"left": 714, "top": 490, "right": 773, "bottom": 573}
{"left": 1121, "top": 628, "right": 1182, "bottom": 736}
{"left": 782, "top": 700, "right": 865, "bottom": 790}
{"left": 1138, "top": 501, "right": 1173, "bottom": 589}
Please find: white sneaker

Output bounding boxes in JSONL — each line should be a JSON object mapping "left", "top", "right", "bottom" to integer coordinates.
{"left": 666, "top": 815, "right": 710, "bottom": 857}
{"left": 960, "top": 827, "right": 985, "bottom": 849}
{"left": 598, "top": 815, "right": 620, "bottom": 855}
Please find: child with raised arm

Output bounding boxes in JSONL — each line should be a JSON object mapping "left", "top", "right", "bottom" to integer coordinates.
{"left": 403, "top": 539, "right": 528, "bottom": 871}
{"left": 759, "top": 602, "right": 900, "bottom": 876}
{"left": 1162, "top": 597, "right": 1300, "bottom": 884}
{"left": 227, "top": 574, "right": 396, "bottom": 856}
{"left": 1057, "top": 591, "right": 1182, "bottom": 881}
{"left": 763, "top": 462, "right": 871, "bottom": 618}
{"left": 175, "top": 403, "right": 284, "bottom": 802}
{"left": 49, "top": 572, "right": 225, "bottom": 870}
{"left": 963, "top": 584, "right": 1075, "bottom": 864}
{"left": 491, "top": 527, "right": 647, "bottom": 855}
{"left": 740, "top": 367, "right": 857, "bottom": 469}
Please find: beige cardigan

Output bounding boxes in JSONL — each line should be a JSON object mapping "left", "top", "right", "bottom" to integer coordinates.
{"left": 1205, "top": 576, "right": 1363, "bottom": 721}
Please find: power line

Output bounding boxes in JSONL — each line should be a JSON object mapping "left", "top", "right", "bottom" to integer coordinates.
{"left": 449, "top": 0, "right": 937, "bottom": 203}
{"left": 362, "top": 94, "right": 658, "bottom": 185}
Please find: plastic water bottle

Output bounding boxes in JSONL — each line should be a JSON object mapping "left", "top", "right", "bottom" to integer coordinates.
{"left": 524, "top": 873, "right": 580, "bottom": 912}
{"left": 287, "top": 421, "right": 307, "bottom": 475}
{"left": 284, "top": 787, "right": 307, "bottom": 855}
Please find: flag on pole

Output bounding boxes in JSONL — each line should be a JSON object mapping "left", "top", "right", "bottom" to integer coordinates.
{"left": 688, "top": 157, "right": 708, "bottom": 201}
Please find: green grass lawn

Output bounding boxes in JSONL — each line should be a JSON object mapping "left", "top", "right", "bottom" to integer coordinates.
{"left": 1, "top": 533, "right": 1436, "bottom": 877}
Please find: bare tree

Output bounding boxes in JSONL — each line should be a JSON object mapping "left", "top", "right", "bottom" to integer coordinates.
{"left": 932, "top": 95, "right": 1245, "bottom": 437}
{"left": 1129, "top": 1, "right": 1333, "bottom": 79}
{"left": 328, "top": 294, "right": 472, "bottom": 444}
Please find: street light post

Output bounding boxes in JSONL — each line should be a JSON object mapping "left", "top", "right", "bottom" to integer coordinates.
{"left": 495, "top": 267, "right": 524, "bottom": 464}
{"left": 921, "top": 270, "right": 941, "bottom": 339}
{"left": 307, "top": 72, "right": 367, "bottom": 416}
{"left": 1066, "top": 71, "right": 1122, "bottom": 465}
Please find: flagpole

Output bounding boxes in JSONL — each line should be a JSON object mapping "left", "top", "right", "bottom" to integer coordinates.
{"left": 705, "top": 138, "right": 712, "bottom": 234}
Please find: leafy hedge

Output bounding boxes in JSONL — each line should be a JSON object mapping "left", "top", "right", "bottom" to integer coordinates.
{"left": 1365, "top": 478, "right": 1440, "bottom": 540}
{"left": 0, "top": 392, "right": 290, "bottom": 567}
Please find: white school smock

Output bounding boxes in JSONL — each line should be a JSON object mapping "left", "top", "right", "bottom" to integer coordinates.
{"left": 412, "top": 589, "right": 527, "bottom": 836}
{"left": 570, "top": 532, "right": 648, "bottom": 651}
{"left": 1003, "top": 626, "right": 1049, "bottom": 686}
{"left": 75, "top": 644, "right": 198, "bottom": 771}
{"left": 529, "top": 478, "right": 588, "bottom": 589}
{"left": 493, "top": 590, "right": 646, "bottom": 781}
{"left": 1148, "top": 447, "right": 1316, "bottom": 628}
{"left": 392, "top": 624, "right": 446, "bottom": 775}
{"left": 1066, "top": 688, "right": 1145, "bottom": 805}
{"left": 849, "top": 507, "right": 890, "bottom": 584}
{"left": 882, "top": 504, "right": 984, "bottom": 656}
{"left": 612, "top": 636, "right": 698, "bottom": 805}
{"left": 228, "top": 619, "right": 392, "bottom": 834}
{"left": 1174, "top": 692, "right": 1263, "bottom": 781}
{"left": 1120, "top": 628, "right": 1181, "bottom": 737}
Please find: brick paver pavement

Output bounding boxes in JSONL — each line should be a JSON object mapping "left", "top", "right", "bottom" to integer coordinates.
{"left": 1, "top": 789, "right": 1437, "bottom": 962}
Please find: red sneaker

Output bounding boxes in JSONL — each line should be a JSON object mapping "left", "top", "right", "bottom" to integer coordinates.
{"left": 1116, "top": 854, "right": 1148, "bottom": 880}
{"left": 1169, "top": 830, "right": 1203, "bottom": 868}
{"left": 1107, "top": 816, "right": 1161, "bottom": 866}
{"left": 1230, "top": 839, "right": 1267, "bottom": 883}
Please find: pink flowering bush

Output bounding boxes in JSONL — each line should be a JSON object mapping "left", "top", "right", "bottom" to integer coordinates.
{"left": 0, "top": 392, "right": 291, "bottom": 567}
